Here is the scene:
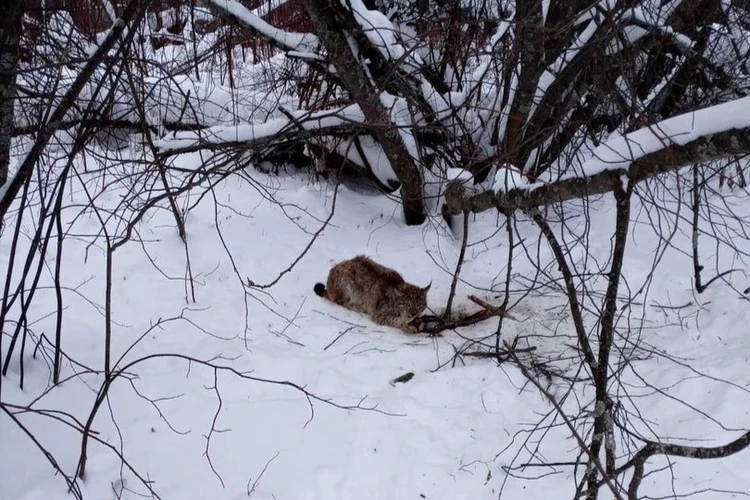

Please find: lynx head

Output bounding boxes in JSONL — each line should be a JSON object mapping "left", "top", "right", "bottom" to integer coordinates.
{"left": 396, "top": 281, "right": 431, "bottom": 318}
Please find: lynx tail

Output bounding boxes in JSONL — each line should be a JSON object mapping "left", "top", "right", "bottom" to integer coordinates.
{"left": 313, "top": 283, "right": 326, "bottom": 297}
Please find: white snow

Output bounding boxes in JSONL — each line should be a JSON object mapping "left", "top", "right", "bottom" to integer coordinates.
{"left": 5, "top": 4, "right": 750, "bottom": 500}
{"left": 4, "top": 160, "right": 750, "bottom": 500}
{"left": 321, "top": 135, "right": 398, "bottom": 186}
{"left": 492, "top": 165, "right": 528, "bottom": 193}
{"left": 206, "top": 0, "right": 318, "bottom": 52}
{"left": 0, "top": 178, "right": 10, "bottom": 205}
{"left": 446, "top": 167, "right": 473, "bottom": 182}
{"left": 345, "top": 0, "right": 421, "bottom": 71}
{"left": 3, "top": 148, "right": 750, "bottom": 500}
{"left": 101, "top": 0, "right": 118, "bottom": 24}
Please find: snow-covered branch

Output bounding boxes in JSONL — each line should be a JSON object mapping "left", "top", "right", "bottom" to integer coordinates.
{"left": 206, "top": 0, "right": 318, "bottom": 53}
{"left": 156, "top": 104, "right": 365, "bottom": 154}
{"left": 445, "top": 97, "right": 750, "bottom": 215}
{"left": 625, "top": 430, "right": 750, "bottom": 499}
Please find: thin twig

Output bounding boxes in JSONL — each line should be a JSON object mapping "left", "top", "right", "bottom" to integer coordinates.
{"left": 503, "top": 341, "right": 624, "bottom": 500}
{"left": 445, "top": 211, "right": 470, "bottom": 317}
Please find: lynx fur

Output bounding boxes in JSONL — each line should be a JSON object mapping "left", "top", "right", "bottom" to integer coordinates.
{"left": 314, "top": 256, "right": 430, "bottom": 333}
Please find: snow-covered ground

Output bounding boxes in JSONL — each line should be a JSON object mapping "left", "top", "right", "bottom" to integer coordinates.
{"left": 3, "top": 161, "right": 750, "bottom": 500}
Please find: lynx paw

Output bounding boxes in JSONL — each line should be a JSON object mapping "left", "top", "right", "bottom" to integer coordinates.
{"left": 401, "top": 319, "right": 422, "bottom": 334}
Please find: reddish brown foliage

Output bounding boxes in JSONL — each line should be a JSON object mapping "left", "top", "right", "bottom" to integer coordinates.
{"left": 21, "top": 0, "right": 312, "bottom": 58}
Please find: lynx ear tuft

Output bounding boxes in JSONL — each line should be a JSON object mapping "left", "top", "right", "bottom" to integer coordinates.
{"left": 423, "top": 281, "right": 432, "bottom": 292}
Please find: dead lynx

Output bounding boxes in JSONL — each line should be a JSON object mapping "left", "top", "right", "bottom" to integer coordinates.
{"left": 313, "top": 255, "right": 430, "bottom": 333}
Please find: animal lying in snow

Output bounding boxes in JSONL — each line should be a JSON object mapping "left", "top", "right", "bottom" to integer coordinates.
{"left": 313, "top": 255, "right": 430, "bottom": 333}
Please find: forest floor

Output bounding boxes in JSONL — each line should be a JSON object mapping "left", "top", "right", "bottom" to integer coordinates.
{"left": 3, "top": 163, "right": 750, "bottom": 500}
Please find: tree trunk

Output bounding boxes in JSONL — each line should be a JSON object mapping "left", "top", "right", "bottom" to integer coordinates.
{"left": 0, "top": 1, "right": 22, "bottom": 189}
{"left": 301, "top": 0, "right": 426, "bottom": 225}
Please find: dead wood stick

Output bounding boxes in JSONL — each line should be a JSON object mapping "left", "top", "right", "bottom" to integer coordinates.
{"left": 464, "top": 346, "right": 537, "bottom": 358}
{"left": 468, "top": 295, "right": 518, "bottom": 321}
{"left": 418, "top": 297, "right": 517, "bottom": 335}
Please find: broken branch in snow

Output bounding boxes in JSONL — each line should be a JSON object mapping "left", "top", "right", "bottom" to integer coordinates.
{"left": 419, "top": 295, "right": 517, "bottom": 335}
{"left": 463, "top": 346, "right": 536, "bottom": 359}
{"left": 622, "top": 430, "right": 750, "bottom": 499}
{"left": 389, "top": 372, "right": 414, "bottom": 386}
{"left": 323, "top": 326, "right": 356, "bottom": 351}
{"left": 246, "top": 452, "right": 280, "bottom": 497}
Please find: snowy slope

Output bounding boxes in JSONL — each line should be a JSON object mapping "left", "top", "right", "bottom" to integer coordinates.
{"left": 2, "top": 163, "right": 750, "bottom": 500}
